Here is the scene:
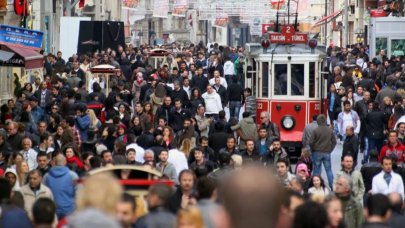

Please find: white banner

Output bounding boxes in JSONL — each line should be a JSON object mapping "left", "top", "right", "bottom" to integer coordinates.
{"left": 153, "top": 0, "right": 169, "bottom": 18}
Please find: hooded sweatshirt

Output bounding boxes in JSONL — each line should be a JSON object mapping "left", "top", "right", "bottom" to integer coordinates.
{"left": 202, "top": 90, "right": 223, "bottom": 114}
{"left": 43, "top": 166, "right": 78, "bottom": 218}
{"left": 4, "top": 168, "right": 20, "bottom": 191}
{"left": 310, "top": 114, "right": 337, "bottom": 153}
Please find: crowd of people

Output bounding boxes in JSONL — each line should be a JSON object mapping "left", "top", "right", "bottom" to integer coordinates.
{"left": 0, "top": 41, "right": 405, "bottom": 228}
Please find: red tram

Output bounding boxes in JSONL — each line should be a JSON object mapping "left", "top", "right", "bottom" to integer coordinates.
{"left": 245, "top": 25, "right": 328, "bottom": 159}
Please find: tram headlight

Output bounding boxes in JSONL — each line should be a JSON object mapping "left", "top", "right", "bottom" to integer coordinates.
{"left": 281, "top": 116, "right": 295, "bottom": 130}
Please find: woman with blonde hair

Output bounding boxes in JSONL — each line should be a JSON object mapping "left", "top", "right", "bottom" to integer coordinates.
{"left": 69, "top": 173, "right": 122, "bottom": 227}
{"left": 179, "top": 138, "right": 193, "bottom": 158}
{"left": 176, "top": 207, "right": 204, "bottom": 228}
{"left": 87, "top": 109, "right": 102, "bottom": 132}
{"left": 16, "top": 160, "right": 29, "bottom": 187}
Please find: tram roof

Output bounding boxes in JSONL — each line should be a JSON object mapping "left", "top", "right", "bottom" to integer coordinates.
{"left": 246, "top": 43, "right": 327, "bottom": 58}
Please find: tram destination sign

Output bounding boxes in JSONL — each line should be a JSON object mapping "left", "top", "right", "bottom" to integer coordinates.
{"left": 268, "top": 25, "right": 307, "bottom": 44}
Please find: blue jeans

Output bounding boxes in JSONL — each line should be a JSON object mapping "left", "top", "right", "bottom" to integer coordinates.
{"left": 312, "top": 152, "right": 334, "bottom": 189}
{"left": 229, "top": 101, "right": 241, "bottom": 120}
{"left": 366, "top": 138, "right": 384, "bottom": 163}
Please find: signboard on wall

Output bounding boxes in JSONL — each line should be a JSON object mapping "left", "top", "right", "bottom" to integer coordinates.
{"left": 0, "top": 24, "right": 43, "bottom": 49}
{"left": 153, "top": 0, "right": 169, "bottom": 18}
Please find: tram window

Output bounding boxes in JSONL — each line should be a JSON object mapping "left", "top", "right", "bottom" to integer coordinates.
{"left": 375, "top": 37, "right": 387, "bottom": 55}
{"left": 309, "top": 62, "right": 315, "bottom": 98}
{"left": 391, "top": 39, "right": 405, "bottom": 57}
{"left": 274, "top": 64, "right": 287, "bottom": 95}
{"left": 262, "top": 62, "right": 269, "bottom": 97}
{"left": 291, "top": 64, "right": 305, "bottom": 96}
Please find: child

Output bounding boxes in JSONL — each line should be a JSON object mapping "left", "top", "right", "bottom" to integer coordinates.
{"left": 295, "top": 148, "right": 313, "bottom": 176}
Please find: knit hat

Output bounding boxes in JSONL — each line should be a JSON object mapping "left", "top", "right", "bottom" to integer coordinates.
{"left": 296, "top": 163, "right": 310, "bottom": 177}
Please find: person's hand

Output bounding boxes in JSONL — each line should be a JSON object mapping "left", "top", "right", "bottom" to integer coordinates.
{"left": 102, "top": 128, "right": 108, "bottom": 137}
{"left": 26, "top": 104, "right": 32, "bottom": 112}
{"left": 181, "top": 194, "right": 190, "bottom": 209}
{"left": 269, "top": 145, "right": 274, "bottom": 151}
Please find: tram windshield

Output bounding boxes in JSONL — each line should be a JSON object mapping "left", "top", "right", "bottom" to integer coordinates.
{"left": 291, "top": 64, "right": 304, "bottom": 96}
{"left": 274, "top": 64, "right": 287, "bottom": 95}
{"left": 274, "top": 63, "right": 305, "bottom": 96}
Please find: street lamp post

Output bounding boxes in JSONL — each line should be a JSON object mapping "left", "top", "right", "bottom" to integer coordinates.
{"left": 324, "top": 0, "right": 327, "bottom": 45}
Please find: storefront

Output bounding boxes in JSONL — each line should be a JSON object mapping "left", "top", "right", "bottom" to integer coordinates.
{"left": 0, "top": 24, "right": 43, "bottom": 103}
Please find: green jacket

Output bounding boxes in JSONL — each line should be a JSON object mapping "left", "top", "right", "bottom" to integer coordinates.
{"left": 340, "top": 195, "right": 364, "bottom": 228}
{"left": 333, "top": 170, "right": 365, "bottom": 204}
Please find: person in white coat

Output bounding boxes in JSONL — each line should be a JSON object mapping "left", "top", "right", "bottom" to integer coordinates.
{"left": 372, "top": 156, "right": 404, "bottom": 200}
{"left": 202, "top": 85, "right": 223, "bottom": 120}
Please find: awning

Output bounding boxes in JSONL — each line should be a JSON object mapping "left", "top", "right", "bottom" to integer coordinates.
{"left": 0, "top": 50, "right": 14, "bottom": 61}
{"left": 313, "top": 10, "right": 343, "bottom": 27}
{"left": 0, "top": 44, "right": 43, "bottom": 69}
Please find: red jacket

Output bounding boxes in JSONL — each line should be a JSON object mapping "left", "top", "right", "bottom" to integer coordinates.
{"left": 379, "top": 141, "right": 405, "bottom": 163}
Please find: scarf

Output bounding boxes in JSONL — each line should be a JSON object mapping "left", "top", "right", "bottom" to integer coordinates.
{"left": 66, "top": 156, "right": 84, "bottom": 169}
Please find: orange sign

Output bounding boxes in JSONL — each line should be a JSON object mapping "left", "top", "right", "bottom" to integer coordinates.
{"left": 268, "top": 25, "right": 308, "bottom": 44}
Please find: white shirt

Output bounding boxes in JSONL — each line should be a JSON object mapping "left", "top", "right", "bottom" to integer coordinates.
{"left": 183, "top": 86, "right": 191, "bottom": 98}
{"left": 341, "top": 112, "right": 353, "bottom": 134}
{"left": 168, "top": 149, "right": 189, "bottom": 179}
{"left": 126, "top": 143, "right": 145, "bottom": 163}
{"left": 223, "top": 60, "right": 235, "bottom": 75}
{"left": 372, "top": 171, "right": 404, "bottom": 200}
{"left": 20, "top": 149, "right": 38, "bottom": 171}
{"left": 209, "top": 77, "right": 228, "bottom": 89}
{"left": 202, "top": 91, "right": 223, "bottom": 114}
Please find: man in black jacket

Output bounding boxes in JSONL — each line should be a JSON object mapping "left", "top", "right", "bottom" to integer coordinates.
{"left": 360, "top": 149, "right": 382, "bottom": 200}
{"left": 354, "top": 90, "right": 371, "bottom": 154}
{"left": 227, "top": 76, "right": 244, "bottom": 120}
{"left": 342, "top": 126, "right": 359, "bottom": 165}
{"left": 213, "top": 76, "right": 228, "bottom": 108}
{"left": 365, "top": 101, "right": 386, "bottom": 164}
{"left": 155, "top": 96, "right": 173, "bottom": 125}
{"left": 170, "top": 81, "right": 190, "bottom": 108}
{"left": 169, "top": 99, "right": 191, "bottom": 133}
{"left": 191, "top": 67, "right": 209, "bottom": 93}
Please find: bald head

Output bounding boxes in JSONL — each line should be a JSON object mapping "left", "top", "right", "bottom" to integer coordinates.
{"left": 218, "top": 166, "right": 285, "bottom": 228}
{"left": 388, "top": 192, "right": 403, "bottom": 213}
{"left": 54, "top": 154, "right": 67, "bottom": 166}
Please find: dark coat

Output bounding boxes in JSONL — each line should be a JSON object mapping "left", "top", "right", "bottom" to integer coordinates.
{"left": 327, "top": 92, "right": 341, "bottom": 120}
{"left": 213, "top": 84, "right": 228, "bottom": 107}
{"left": 360, "top": 161, "right": 382, "bottom": 192}
{"left": 169, "top": 108, "right": 191, "bottom": 133}
{"left": 170, "top": 89, "right": 190, "bottom": 108}
{"left": 227, "top": 82, "right": 244, "bottom": 102}
{"left": 34, "top": 89, "right": 53, "bottom": 111}
{"left": 208, "top": 131, "right": 229, "bottom": 155}
{"left": 365, "top": 110, "right": 386, "bottom": 139}
{"left": 191, "top": 75, "right": 209, "bottom": 93}
{"left": 342, "top": 134, "right": 359, "bottom": 162}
